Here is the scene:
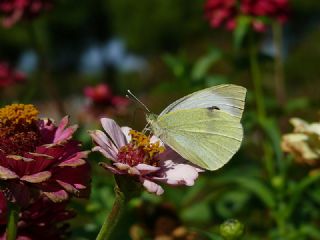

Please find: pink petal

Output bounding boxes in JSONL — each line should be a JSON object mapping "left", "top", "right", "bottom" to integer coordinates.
{"left": 113, "top": 162, "right": 131, "bottom": 171}
{"left": 92, "top": 146, "right": 117, "bottom": 161}
{"left": 141, "top": 178, "right": 164, "bottom": 195}
{"left": 21, "top": 171, "right": 52, "bottom": 183}
{"left": 54, "top": 116, "right": 78, "bottom": 143}
{"left": 58, "top": 151, "right": 89, "bottom": 167}
{"left": 42, "top": 190, "right": 69, "bottom": 203}
{"left": 56, "top": 180, "right": 79, "bottom": 195}
{"left": 113, "top": 163, "right": 140, "bottom": 175}
{"left": 6, "top": 155, "right": 34, "bottom": 162}
{"left": 90, "top": 130, "right": 118, "bottom": 160}
{"left": 90, "top": 130, "right": 112, "bottom": 150}
{"left": 160, "top": 148, "right": 204, "bottom": 173}
{"left": 155, "top": 160, "right": 200, "bottom": 186}
{"left": 99, "top": 162, "right": 125, "bottom": 174}
{"left": 0, "top": 166, "right": 18, "bottom": 179}
{"left": 100, "top": 118, "right": 127, "bottom": 148}
{"left": 135, "top": 164, "right": 160, "bottom": 174}
{"left": 121, "top": 127, "right": 132, "bottom": 142}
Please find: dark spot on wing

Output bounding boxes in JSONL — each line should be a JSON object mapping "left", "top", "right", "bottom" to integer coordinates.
{"left": 207, "top": 106, "right": 220, "bottom": 111}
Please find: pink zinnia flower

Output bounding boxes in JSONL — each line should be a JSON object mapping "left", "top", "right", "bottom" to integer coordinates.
{"left": 0, "top": 0, "right": 52, "bottom": 27}
{"left": 0, "top": 191, "right": 75, "bottom": 240}
{"left": 0, "top": 62, "right": 25, "bottom": 88}
{"left": 90, "top": 118, "right": 203, "bottom": 195}
{"left": 0, "top": 104, "right": 90, "bottom": 206}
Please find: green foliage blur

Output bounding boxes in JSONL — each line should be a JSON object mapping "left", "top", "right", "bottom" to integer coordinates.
{"left": 1, "top": 0, "right": 320, "bottom": 239}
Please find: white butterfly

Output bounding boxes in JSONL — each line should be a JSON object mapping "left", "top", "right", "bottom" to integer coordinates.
{"left": 146, "top": 84, "right": 246, "bottom": 171}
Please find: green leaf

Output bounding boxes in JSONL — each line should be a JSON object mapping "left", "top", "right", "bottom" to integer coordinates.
{"left": 191, "top": 48, "right": 222, "bottom": 81}
{"left": 233, "top": 16, "right": 251, "bottom": 50}
{"left": 213, "top": 176, "right": 276, "bottom": 209}
{"left": 284, "top": 97, "right": 310, "bottom": 113}
{"left": 162, "top": 54, "right": 186, "bottom": 78}
{"left": 299, "top": 225, "right": 320, "bottom": 239}
{"left": 260, "top": 118, "right": 283, "bottom": 163}
{"left": 181, "top": 201, "right": 212, "bottom": 223}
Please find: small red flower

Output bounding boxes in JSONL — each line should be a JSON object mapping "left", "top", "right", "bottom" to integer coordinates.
{"left": 205, "top": 0, "right": 289, "bottom": 32}
{"left": 204, "top": 0, "right": 237, "bottom": 31}
{"left": 0, "top": 0, "right": 52, "bottom": 27}
{"left": 0, "top": 104, "right": 90, "bottom": 206}
{"left": 84, "top": 83, "right": 129, "bottom": 107}
{"left": 240, "top": 0, "right": 289, "bottom": 31}
{"left": 0, "top": 62, "right": 25, "bottom": 88}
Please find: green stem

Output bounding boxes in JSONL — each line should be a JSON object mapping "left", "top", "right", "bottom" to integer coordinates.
{"left": 272, "top": 22, "right": 286, "bottom": 106}
{"left": 96, "top": 185, "right": 125, "bottom": 240}
{"left": 249, "top": 33, "right": 266, "bottom": 123}
{"left": 6, "top": 203, "right": 20, "bottom": 240}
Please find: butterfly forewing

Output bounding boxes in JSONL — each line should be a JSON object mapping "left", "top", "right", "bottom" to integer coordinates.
{"left": 155, "top": 108, "right": 243, "bottom": 170}
{"left": 159, "top": 84, "right": 246, "bottom": 119}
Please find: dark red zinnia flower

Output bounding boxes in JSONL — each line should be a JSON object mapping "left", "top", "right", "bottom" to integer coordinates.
{"left": 0, "top": 104, "right": 90, "bottom": 206}
{"left": 0, "top": 62, "right": 25, "bottom": 88}
{"left": 0, "top": 192, "right": 6, "bottom": 225}
{"left": 0, "top": 0, "right": 52, "bottom": 27}
{"left": 0, "top": 191, "right": 75, "bottom": 240}
{"left": 204, "top": 0, "right": 289, "bottom": 32}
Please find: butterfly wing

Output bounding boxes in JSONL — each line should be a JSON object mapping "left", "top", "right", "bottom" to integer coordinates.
{"left": 154, "top": 108, "right": 243, "bottom": 170}
{"left": 159, "top": 84, "right": 246, "bottom": 119}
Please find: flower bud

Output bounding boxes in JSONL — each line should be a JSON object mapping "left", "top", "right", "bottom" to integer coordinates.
{"left": 219, "top": 219, "right": 245, "bottom": 240}
{"left": 271, "top": 175, "right": 285, "bottom": 190}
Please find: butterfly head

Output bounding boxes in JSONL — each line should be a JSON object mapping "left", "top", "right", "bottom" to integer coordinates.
{"left": 146, "top": 113, "right": 158, "bottom": 124}
{"left": 146, "top": 113, "right": 162, "bottom": 136}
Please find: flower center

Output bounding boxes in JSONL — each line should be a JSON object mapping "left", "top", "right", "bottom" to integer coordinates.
{"left": 117, "top": 130, "right": 165, "bottom": 167}
{"left": 0, "top": 104, "right": 41, "bottom": 155}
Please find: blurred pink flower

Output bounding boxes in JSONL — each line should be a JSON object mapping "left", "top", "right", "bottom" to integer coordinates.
{"left": 0, "top": 191, "right": 75, "bottom": 240}
{"left": 0, "top": 104, "right": 90, "bottom": 206}
{"left": 205, "top": 0, "right": 289, "bottom": 32}
{"left": 84, "top": 83, "right": 129, "bottom": 108}
{"left": 240, "top": 0, "right": 289, "bottom": 32}
{"left": 0, "top": 0, "right": 52, "bottom": 27}
{"left": 84, "top": 83, "right": 112, "bottom": 104}
{"left": 90, "top": 118, "right": 203, "bottom": 195}
{"left": 0, "top": 62, "right": 25, "bottom": 88}
{"left": 204, "top": 0, "right": 237, "bottom": 31}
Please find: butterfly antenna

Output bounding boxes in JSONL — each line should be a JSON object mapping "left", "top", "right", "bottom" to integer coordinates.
{"left": 126, "top": 90, "right": 151, "bottom": 113}
{"left": 142, "top": 122, "right": 151, "bottom": 134}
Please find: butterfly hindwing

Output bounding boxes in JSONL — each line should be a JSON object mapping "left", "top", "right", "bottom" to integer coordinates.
{"left": 154, "top": 108, "right": 243, "bottom": 170}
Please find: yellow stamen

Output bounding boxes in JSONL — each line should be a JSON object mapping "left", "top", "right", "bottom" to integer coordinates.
{"left": 129, "top": 130, "right": 165, "bottom": 159}
{"left": 0, "top": 104, "right": 39, "bottom": 127}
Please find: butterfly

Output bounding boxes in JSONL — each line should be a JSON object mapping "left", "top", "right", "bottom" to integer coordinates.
{"left": 145, "top": 84, "right": 246, "bottom": 170}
